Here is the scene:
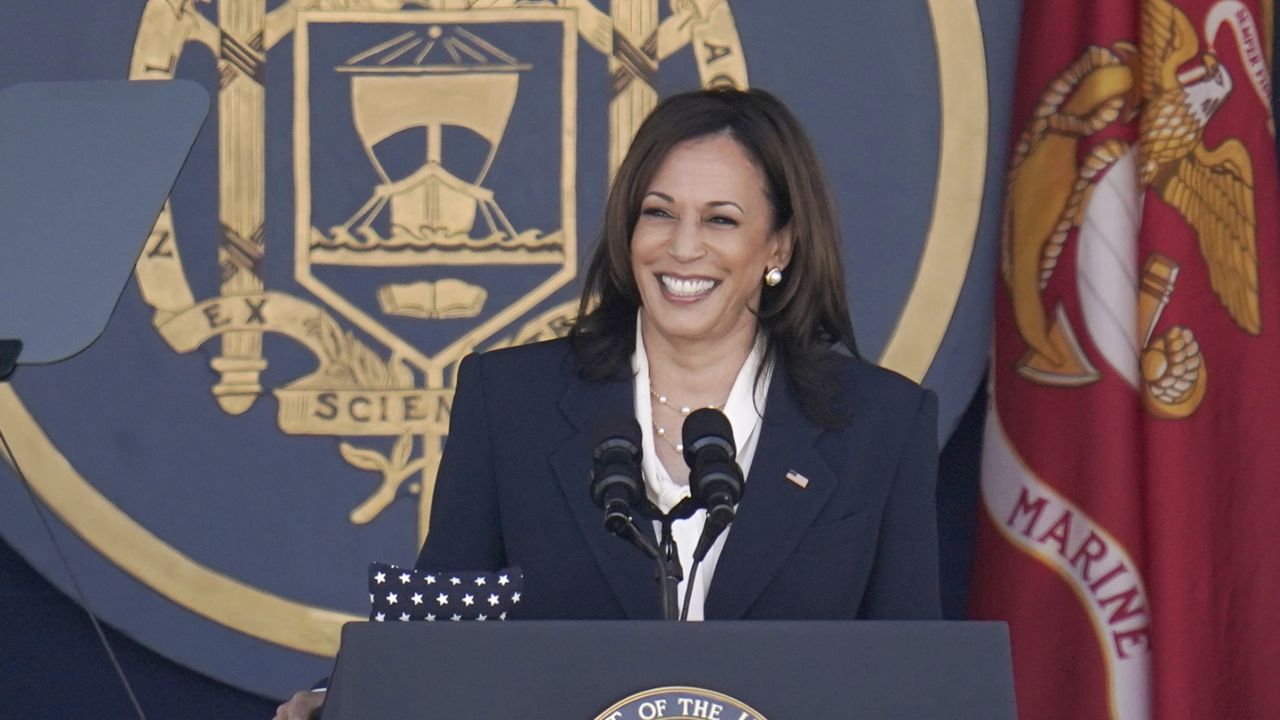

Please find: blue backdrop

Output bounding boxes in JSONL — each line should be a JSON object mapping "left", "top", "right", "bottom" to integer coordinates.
{"left": 0, "top": 1, "right": 1017, "bottom": 716}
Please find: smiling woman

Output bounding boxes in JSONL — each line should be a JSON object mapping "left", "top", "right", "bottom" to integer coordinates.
{"left": 418, "top": 88, "right": 940, "bottom": 623}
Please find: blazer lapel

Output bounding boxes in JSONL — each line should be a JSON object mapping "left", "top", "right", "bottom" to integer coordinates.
{"left": 550, "top": 357, "right": 661, "bottom": 619}
{"left": 704, "top": 371, "right": 837, "bottom": 620}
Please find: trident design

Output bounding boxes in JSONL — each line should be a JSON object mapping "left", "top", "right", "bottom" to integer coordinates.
{"left": 213, "top": 0, "right": 269, "bottom": 414}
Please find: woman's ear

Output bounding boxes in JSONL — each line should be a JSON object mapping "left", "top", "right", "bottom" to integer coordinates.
{"left": 770, "top": 223, "right": 795, "bottom": 270}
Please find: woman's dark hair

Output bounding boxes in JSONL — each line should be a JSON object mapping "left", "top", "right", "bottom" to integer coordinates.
{"left": 569, "top": 86, "right": 858, "bottom": 427}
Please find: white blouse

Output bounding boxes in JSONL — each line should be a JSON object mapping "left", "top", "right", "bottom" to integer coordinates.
{"left": 632, "top": 319, "right": 772, "bottom": 620}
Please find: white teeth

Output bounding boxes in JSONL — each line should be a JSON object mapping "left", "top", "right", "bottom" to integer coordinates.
{"left": 659, "top": 275, "right": 717, "bottom": 297}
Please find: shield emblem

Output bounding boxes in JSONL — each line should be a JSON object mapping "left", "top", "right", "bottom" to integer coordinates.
{"left": 294, "top": 10, "right": 577, "bottom": 378}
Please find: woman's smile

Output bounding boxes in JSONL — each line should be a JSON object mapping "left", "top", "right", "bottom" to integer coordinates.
{"left": 657, "top": 273, "right": 719, "bottom": 300}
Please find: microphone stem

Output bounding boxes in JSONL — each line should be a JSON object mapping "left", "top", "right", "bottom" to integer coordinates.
{"left": 658, "top": 515, "right": 683, "bottom": 621}
{"left": 679, "top": 559, "right": 701, "bottom": 622}
{"left": 621, "top": 520, "right": 659, "bottom": 560}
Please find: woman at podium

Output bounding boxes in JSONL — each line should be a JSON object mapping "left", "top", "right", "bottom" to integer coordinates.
{"left": 275, "top": 86, "right": 938, "bottom": 720}
{"left": 418, "top": 86, "right": 939, "bottom": 621}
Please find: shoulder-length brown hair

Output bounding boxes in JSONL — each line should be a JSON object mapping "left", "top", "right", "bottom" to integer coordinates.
{"left": 569, "top": 87, "right": 858, "bottom": 427}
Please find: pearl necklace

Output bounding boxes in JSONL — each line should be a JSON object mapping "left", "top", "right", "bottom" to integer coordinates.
{"left": 650, "top": 386, "right": 723, "bottom": 453}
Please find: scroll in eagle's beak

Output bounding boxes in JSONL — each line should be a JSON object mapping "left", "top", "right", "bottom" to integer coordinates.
{"left": 1176, "top": 54, "right": 1221, "bottom": 85}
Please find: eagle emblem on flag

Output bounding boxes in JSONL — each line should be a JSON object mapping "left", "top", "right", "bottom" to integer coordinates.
{"left": 1001, "top": 0, "right": 1265, "bottom": 419}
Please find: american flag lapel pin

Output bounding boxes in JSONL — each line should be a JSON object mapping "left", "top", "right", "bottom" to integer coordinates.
{"left": 785, "top": 470, "right": 809, "bottom": 489}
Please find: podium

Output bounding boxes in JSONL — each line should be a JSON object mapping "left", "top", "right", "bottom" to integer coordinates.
{"left": 320, "top": 620, "right": 1016, "bottom": 718}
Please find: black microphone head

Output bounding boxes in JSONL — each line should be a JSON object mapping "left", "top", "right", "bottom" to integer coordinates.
{"left": 681, "top": 407, "right": 735, "bottom": 468}
{"left": 590, "top": 418, "right": 644, "bottom": 512}
{"left": 592, "top": 417, "right": 642, "bottom": 462}
{"left": 690, "top": 460, "right": 744, "bottom": 514}
{"left": 682, "top": 409, "right": 743, "bottom": 547}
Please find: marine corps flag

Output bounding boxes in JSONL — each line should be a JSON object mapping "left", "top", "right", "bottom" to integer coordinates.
{"left": 972, "top": 0, "right": 1280, "bottom": 718}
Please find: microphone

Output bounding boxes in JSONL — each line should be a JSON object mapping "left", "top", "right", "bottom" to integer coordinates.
{"left": 589, "top": 418, "right": 681, "bottom": 619}
{"left": 589, "top": 418, "right": 645, "bottom": 536}
{"left": 682, "top": 408, "right": 744, "bottom": 561}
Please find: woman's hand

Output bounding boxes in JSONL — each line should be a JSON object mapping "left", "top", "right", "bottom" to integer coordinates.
{"left": 274, "top": 689, "right": 325, "bottom": 720}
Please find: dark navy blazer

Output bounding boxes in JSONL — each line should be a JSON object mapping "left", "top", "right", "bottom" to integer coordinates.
{"left": 417, "top": 338, "right": 941, "bottom": 620}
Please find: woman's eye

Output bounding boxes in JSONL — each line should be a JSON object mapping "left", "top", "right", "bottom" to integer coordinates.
{"left": 641, "top": 207, "right": 672, "bottom": 219}
{"left": 706, "top": 215, "right": 738, "bottom": 227}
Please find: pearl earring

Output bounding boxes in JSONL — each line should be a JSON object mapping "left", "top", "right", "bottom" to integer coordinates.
{"left": 764, "top": 267, "right": 783, "bottom": 287}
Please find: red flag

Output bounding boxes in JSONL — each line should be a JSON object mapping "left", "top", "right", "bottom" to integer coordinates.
{"left": 972, "top": 1, "right": 1280, "bottom": 718}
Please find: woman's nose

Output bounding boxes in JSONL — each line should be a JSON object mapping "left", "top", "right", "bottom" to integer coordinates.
{"left": 666, "top": 219, "right": 705, "bottom": 262}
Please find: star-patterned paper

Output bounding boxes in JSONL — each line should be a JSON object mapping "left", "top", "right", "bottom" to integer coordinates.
{"left": 367, "top": 562, "right": 524, "bottom": 623}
